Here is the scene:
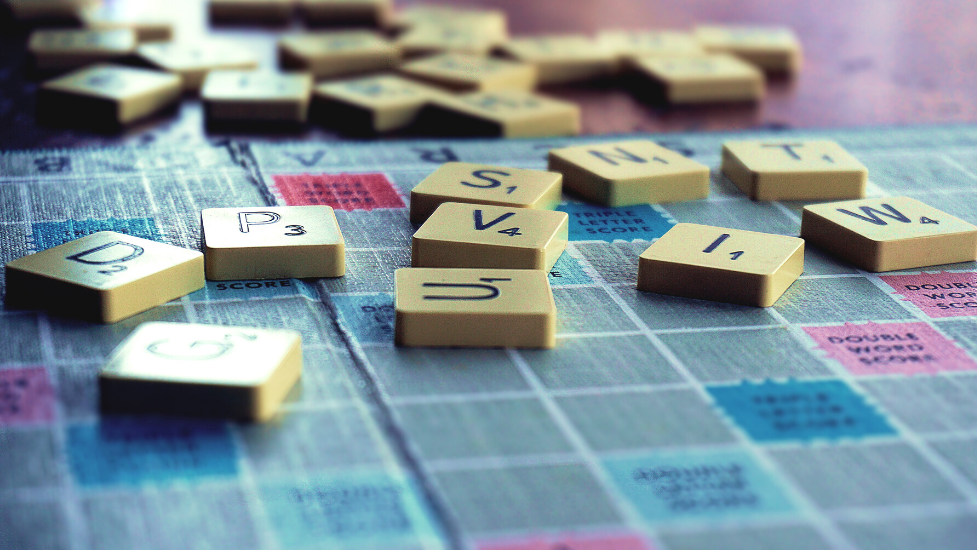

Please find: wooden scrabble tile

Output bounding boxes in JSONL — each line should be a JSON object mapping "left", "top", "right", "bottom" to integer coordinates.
{"left": 598, "top": 30, "right": 704, "bottom": 64}
{"left": 28, "top": 29, "right": 137, "bottom": 71}
{"left": 548, "top": 140, "right": 710, "bottom": 207}
{"left": 299, "top": 0, "right": 392, "bottom": 27}
{"left": 394, "top": 5, "right": 507, "bottom": 37}
{"left": 399, "top": 53, "right": 536, "bottom": 92}
{"left": 202, "top": 205, "right": 345, "bottom": 279}
{"left": 209, "top": 0, "right": 294, "bottom": 24}
{"left": 38, "top": 64, "right": 181, "bottom": 125}
{"left": 695, "top": 25, "right": 802, "bottom": 74}
{"left": 78, "top": 4, "right": 173, "bottom": 43}
{"left": 395, "top": 268, "right": 556, "bottom": 348}
{"left": 6, "top": 0, "right": 98, "bottom": 21}
{"left": 99, "top": 322, "right": 301, "bottom": 421}
{"left": 201, "top": 70, "right": 313, "bottom": 123}
{"left": 499, "top": 35, "right": 615, "bottom": 85}
{"left": 633, "top": 53, "right": 764, "bottom": 104}
{"left": 4, "top": 231, "right": 203, "bottom": 324}
{"left": 278, "top": 31, "right": 400, "bottom": 79}
{"left": 421, "top": 90, "right": 580, "bottom": 139}
{"left": 137, "top": 41, "right": 259, "bottom": 92}
{"left": 396, "top": 23, "right": 505, "bottom": 58}
{"left": 801, "top": 197, "right": 977, "bottom": 272}
{"left": 638, "top": 223, "right": 804, "bottom": 307}
{"left": 412, "top": 202, "right": 569, "bottom": 270}
{"left": 312, "top": 74, "right": 442, "bottom": 133}
{"left": 410, "top": 162, "right": 563, "bottom": 224}
{"left": 722, "top": 140, "right": 868, "bottom": 201}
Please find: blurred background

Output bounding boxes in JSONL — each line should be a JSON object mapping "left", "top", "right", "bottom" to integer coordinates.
{"left": 2, "top": 0, "right": 976, "bottom": 149}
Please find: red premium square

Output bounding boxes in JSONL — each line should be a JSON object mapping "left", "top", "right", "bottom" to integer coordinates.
{"left": 0, "top": 367, "right": 56, "bottom": 425}
{"left": 272, "top": 173, "right": 406, "bottom": 211}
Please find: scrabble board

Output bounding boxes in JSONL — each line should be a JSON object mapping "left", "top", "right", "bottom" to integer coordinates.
{"left": 3, "top": 124, "right": 977, "bottom": 550}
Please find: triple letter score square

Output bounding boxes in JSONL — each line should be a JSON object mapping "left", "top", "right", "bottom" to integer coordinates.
{"left": 412, "top": 202, "right": 569, "bottom": 270}
{"left": 4, "top": 231, "right": 204, "bottom": 323}
{"left": 722, "top": 140, "right": 868, "bottom": 201}
{"left": 548, "top": 140, "right": 710, "bottom": 207}
{"left": 99, "top": 322, "right": 302, "bottom": 422}
{"left": 410, "top": 162, "right": 562, "bottom": 224}
{"left": 395, "top": 268, "right": 556, "bottom": 349}
{"left": 801, "top": 197, "right": 977, "bottom": 272}
{"left": 637, "top": 223, "right": 804, "bottom": 307}
{"left": 202, "top": 205, "right": 345, "bottom": 280}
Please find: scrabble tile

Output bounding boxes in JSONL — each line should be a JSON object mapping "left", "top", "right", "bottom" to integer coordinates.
{"left": 598, "top": 30, "right": 704, "bottom": 63}
{"left": 299, "top": 0, "right": 392, "bottom": 27}
{"left": 633, "top": 53, "right": 764, "bottom": 104}
{"left": 137, "top": 41, "right": 259, "bottom": 92}
{"left": 394, "top": 268, "right": 556, "bottom": 348}
{"left": 412, "top": 202, "right": 569, "bottom": 270}
{"left": 396, "top": 23, "right": 505, "bottom": 58}
{"left": 201, "top": 70, "right": 313, "bottom": 123}
{"left": 801, "top": 197, "right": 977, "bottom": 272}
{"left": 399, "top": 53, "right": 536, "bottom": 92}
{"left": 6, "top": 0, "right": 98, "bottom": 21}
{"left": 722, "top": 140, "right": 868, "bottom": 201}
{"left": 410, "top": 162, "right": 563, "bottom": 224}
{"left": 312, "top": 74, "right": 441, "bottom": 133}
{"left": 278, "top": 31, "right": 400, "bottom": 79}
{"left": 78, "top": 4, "right": 174, "bottom": 43}
{"left": 637, "top": 223, "right": 804, "bottom": 307}
{"left": 695, "top": 25, "right": 802, "bottom": 74}
{"left": 209, "top": 0, "right": 294, "bottom": 24}
{"left": 4, "top": 231, "right": 203, "bottom": 324}
{"left": 394, "top": 5, "right": 507, "bottom": 37}
{"left": 548, "top": 140, "right": 710, "bottom": 207}
{"left": 421, "top": 90, "right": 580, "bottom": 139}
{"left": 499, "top": 35, "right": 615, "bottom": 85}
{"left": 28, "top": 29, "right": 137, "bottom": 71}
{"left": 99, "top": 322, "right": 301, "bottom": 421}
{"left": 38, "top": 64, "right": 181, "bottom": 125}
{"left": 202, "top": 205, "right": 345, "bottom": 280}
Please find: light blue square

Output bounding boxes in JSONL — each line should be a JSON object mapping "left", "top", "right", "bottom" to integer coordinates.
{"left": 708, "top": 379, "right": 896, "bottom": 443}
{"left": 66, "top": 417, "right": 238, "bottom": 487}
{"left": 604, "top": 448, "right": 795, "bottom": 524}
{"left": 547, "top": 252, "right": 592, "bottom": 286}
{"left": 557, "top": 203, "right": 673, "bottom": 242}
{"left": 331, "top": 293, "right": 395, "bottom": 344}
{"left": 260, "top": 471, "right": 440, "bottom": 549}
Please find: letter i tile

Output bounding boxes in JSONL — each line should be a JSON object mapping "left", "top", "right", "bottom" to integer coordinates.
{"left": 202, "top": 205, "right": 345, "bottom": 280}
{"left": 4, "top": 231, "right": 204, "bottom": 323}
{"left": 637, "top": 223, "right": 804, "bottom": 307}
{"left": 394, "top": 268, "right": 556, "bottom": 348}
